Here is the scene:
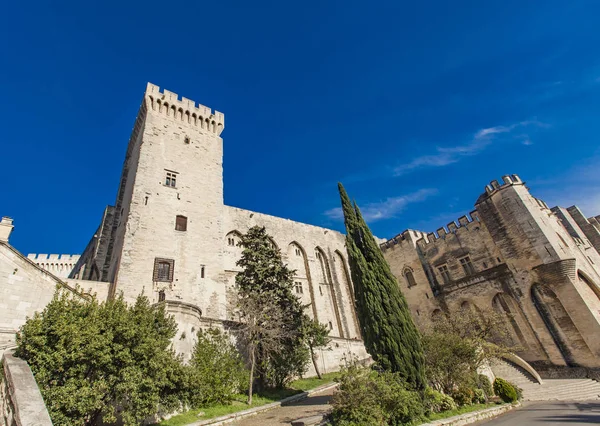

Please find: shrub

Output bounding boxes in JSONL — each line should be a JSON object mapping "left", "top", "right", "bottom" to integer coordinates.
{"left": 493, "top": 378, "right": 518, "bottom": 403}
{"left": 188, "top": 328, "right": 249, "bottom": 407}
{"left": 477, "top": 374, "right": 494, "bottom": 398}
{"left": 423, "top": 387, "right": 457, "bottom": 414}
{"left": 451, "top": 386, "right": 474, "bottom": 406}
{"left": 330, "top": 365, "right": 425, "bottom": 425}
{"left": 473, "top": 388, "right": 487, "bottom": 404}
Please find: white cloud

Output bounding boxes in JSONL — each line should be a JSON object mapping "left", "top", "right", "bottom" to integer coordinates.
{"left": 324, "top": 188, "right": 437, "bottom": 223}
{"left": 393, "top": 121, "right": 547, "bottom": 176}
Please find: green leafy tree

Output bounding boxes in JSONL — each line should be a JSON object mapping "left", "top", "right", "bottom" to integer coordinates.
{"left": 235, "top": 226, "right": 309, "bottom": 400}
{"left": 422, "top": 307, "right": 513, "bottom": 393}
{"left": 188, "top": 328, "right": 249, "bottom": 407}
{"left": 15, "top": 291, "right": 187, "bottom": 426}
{"left": 302, "top": 315, "right": 332, "bottom": 379}
{"left": 338, "top": 183, "right": 426, "bottom": 389}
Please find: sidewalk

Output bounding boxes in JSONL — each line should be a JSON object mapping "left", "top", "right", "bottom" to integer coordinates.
{"left": 230, "top": 387, "right": 335, "bottom": 426}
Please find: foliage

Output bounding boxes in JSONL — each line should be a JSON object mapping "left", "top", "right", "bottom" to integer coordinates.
{"left": 451, "top": 386, "right": 474, "bottom": 406}
{"left": 187, "top": 328, "right": 248, "bottom": 407}
{"left": 421, "top": 307, "right": 513, "bottom": 393}
{"left": 338, "top": 183, "right": 426, "bottom": 389}
{"left": 425, "top": 403, "right": 498, "bottom": 422}
{"left": 473, "top": 388, "right": 487, "bottom": 404}
{"left": 330, "top": 364, "right": 425, "bottom": 426}
{"left": 301, "top": 315, "right": 332, "bottom": 379}
{"left": 235, "top": 226, "right": 309, "bottom": 402}
{"left": 423, "top": 387, "right": 457, "bottom": 414}
{"left": 15, "top": 291, "right": 187, "bottom": 426}
{"left": 493, "top": 378, "right": 519, "bottom": 403}
{"left": 476, "top": 374, "right": 494, "bottom": 398}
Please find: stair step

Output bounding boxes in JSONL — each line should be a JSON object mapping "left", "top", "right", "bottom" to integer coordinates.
{"left": 490, "top": 358, "right": 600, "bottom": 402}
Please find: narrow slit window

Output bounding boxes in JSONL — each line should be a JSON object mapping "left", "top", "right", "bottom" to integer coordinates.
{"left": 200, "top": 266, "right": 205, "bottom": 279}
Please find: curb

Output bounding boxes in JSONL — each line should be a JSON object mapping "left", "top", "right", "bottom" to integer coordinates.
{"left": 188, "top": 382, "right": 338, "bottom": 426}
{"left": 420, "top": 402, "right": 520, "bottom": 426}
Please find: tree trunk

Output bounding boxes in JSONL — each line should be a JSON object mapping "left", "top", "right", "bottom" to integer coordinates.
{"left": 248, "top": 347, "right": 255, "bottom": 405}
{"left": 310, "top": 347, "right": 322, "bottom": 379}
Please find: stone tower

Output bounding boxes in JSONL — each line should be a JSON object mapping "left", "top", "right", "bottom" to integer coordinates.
{"left": 104, "top": 83, "right": 228, "bottom": 318}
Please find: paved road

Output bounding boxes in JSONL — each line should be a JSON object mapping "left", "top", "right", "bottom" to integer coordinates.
{"left": 231, "top": 387, "right": 334, "bottom": 426}
{"left": 475, "top": 401, "right": 600, "bottom": 425}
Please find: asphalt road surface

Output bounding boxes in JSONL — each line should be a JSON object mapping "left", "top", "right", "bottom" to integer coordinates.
{"left": 474, "top": 401, "right": 600, "bottom": 425}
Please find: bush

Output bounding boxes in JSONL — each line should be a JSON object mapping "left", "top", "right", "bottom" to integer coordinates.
{"left": 473, "top": 388, "right": 487, "bottom": 404}
{"left": 493, "top": 378, "right": 518, "bottom": 403}
{"left": 423, "top": 387, "right": 457, "bottom": 414}
{"left": 330, "top": 365, "right": 425, "bottom": 425}
{"left": 188, "top": 328, "right": 249, "bottom": 407}
{"left": 451, "top": 386, "right": 474, "bottom": 406}
{"left": 477, "top": 374, "right": 494, "bottom": 398}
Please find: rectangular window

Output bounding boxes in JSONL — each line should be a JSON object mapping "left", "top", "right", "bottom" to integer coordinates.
{"left": 437, "top": 264, "right": 451, "bottom": 284}
{"left": 459, "top": 256, "right": 475, "bottom": 275}
{"left": 175, "top": 215, "right": 187, "bottom": 231}
{"left": 294, "top": 281, "right": 303, "bottom": 294}
{"left": 165, "top": 171, "right": 177, "bottom": 188}
{"left": 153, "top": 258, "right": 174, "bottom": 282}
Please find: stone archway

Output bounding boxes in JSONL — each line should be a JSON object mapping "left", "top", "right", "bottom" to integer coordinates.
{"left": 531, "top": 283, "right": 594, "bottom": 367}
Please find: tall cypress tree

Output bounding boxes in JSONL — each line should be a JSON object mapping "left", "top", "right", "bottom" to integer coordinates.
{"left": 338, "top": 183, "right": 426, "bottom": 389}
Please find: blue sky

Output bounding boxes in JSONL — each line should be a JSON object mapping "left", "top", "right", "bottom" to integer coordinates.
{"left": 2, "top": 1, "right": 600, "bottom": 255}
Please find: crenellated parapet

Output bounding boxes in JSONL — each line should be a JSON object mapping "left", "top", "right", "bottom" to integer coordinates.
{"left": 480, "top": 174, "right": 523, "bottom": 198}
{"left": 27, "top": 254, "right": 81, "bottom": 278}
{"left": 145, "top": 83, "right": 224, "bottom": 136}
{"left": 416, "top": 210, "right": 481, "bottom": 249}
{"left": 380, "top": 229, "right": 427, "bottom": 252}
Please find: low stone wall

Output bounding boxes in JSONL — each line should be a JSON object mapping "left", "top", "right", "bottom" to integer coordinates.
{"left": 531, "top": 362, "right": 600, "bottom": 381}
{"left": 0, "top": 351, "right": 52, "bottom": 426}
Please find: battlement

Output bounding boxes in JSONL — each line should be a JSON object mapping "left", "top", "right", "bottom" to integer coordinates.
{"left": 482, "top": 174, "right": 523, "bottom": 196}
{"left": 416, "top": 210, "right": 481, "bottom": 248}
{"left": 27, "top": 254, "right": 81, "bottom": 263}
{"left": 145, "top": 83, "right": 225, "bottom": 136}
{"left": 380, "top": 229, "right": 427, "bottom": 251}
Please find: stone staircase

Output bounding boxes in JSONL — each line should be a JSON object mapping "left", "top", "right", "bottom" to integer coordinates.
{"left": 491, "top": 359, "right": 600, "bottom": 401}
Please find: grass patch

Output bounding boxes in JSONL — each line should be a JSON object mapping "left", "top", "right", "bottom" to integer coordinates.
{"left": 424, "top": 402, "right": 501, "bottom": 422}
{"left": 289, "top": 371, "right": 342, "bottom": 391}
{"left": 158, "top": 373, "right": 341, "bottom": 425}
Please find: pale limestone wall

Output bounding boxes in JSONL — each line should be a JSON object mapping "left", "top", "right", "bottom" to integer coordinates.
{"left": 0, "top": 243, "right": 73, "bottom": 345}
{"left": 382, "top": 231, "right": 442, "bottom": 324}
{"left": 26, "top": 253, "right": 80, "bottom": 278}
{"left": 65, "top": 279, "right": 110, "bottom": 301}
{"left": 224, "top": 206, "right": 361, "bottom": 340}
{"left": 1, "top": 351, "right": 53, "bottom": 426}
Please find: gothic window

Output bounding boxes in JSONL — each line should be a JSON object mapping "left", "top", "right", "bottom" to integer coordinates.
{"left": 437, "top": 264, "right": 451, "bottom": 284}
{"left": 294, "top": 281, "right": 303, "bottom": 294}
{"left": 228, "top": 237, "right": 235, "bottom": 246}
{"left": 175, "top": 215, "right": 187, "bottom": 231}
{"left": 153, "top": 258, "right": 174, "bottom": 282}
{"left": 459, "top": 256, "right": 475, "bottom": 275}
{"left": 404, "top": 268, "right": 417, "bottom": 288}
{"left": 158, "top": 290, "right": 166, "bottom": 302}
{"left": 165, "top": 171, "right": 177, "bottom": 188}
{"left": 295, "top": 248, "right": 301, "bottom": 256}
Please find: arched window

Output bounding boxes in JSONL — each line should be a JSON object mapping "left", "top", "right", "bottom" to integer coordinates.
{"left": 404, "top": 268, "right": 417, "bottom": 287}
